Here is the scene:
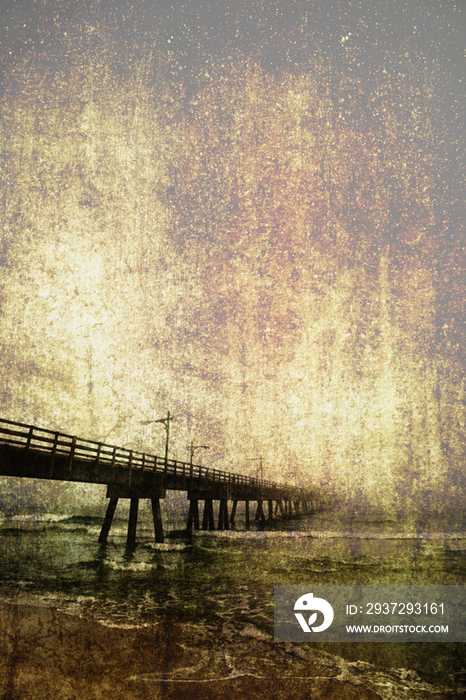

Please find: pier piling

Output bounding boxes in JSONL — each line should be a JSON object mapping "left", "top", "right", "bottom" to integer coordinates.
{"left": 151, "top": 498, "right": 164, "bottom": 543}
{"left": 98, "top": 497, "right": 119, "bottom": 544}
{"left": 127, "top": 498, "right": 139, "bottom": 547}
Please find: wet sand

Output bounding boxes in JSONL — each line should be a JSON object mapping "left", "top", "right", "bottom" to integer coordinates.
{"left": 0, "top": 600, "right": 388, "bottom": 700}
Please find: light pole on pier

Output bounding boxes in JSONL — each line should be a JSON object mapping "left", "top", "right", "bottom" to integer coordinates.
{"left": 246, "top": 456, "right": 264, "bottom": 481}
{"left": 189, "top": 441, "right": 209, "bottom": 467}
{"left": 144, "top": 411, "right": 173, "bottom": 463}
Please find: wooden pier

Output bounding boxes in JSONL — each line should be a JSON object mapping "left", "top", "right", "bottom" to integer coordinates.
{"left": 0, "top": 418, "right": 319, "bottom": 547}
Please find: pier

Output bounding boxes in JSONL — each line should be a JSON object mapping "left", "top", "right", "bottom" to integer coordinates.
{"left": 0, "top": 418, "right": 319, "bottom": 547}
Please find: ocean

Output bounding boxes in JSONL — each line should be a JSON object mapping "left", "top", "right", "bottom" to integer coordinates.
{"left": 0, "top": 498, "right": 465, "bottom": 699}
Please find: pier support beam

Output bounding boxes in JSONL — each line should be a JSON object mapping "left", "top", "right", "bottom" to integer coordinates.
{"left": 245, "top": 500, "right": 250, "bottom": 529}
{"left": 255, "top": 500, "right": 266, "bottom": 525}
{"left": 230, "top": 500, "right": 238, "bottom": 527}
{"left": 187, "top": 499, "right": 200, "bottom": 531}
{"left": 268, "top": 500, "right": 273, "bottom": 520}
{"left": 127, "top": 497, "right": 139, "bottom": 548}
{"left": 151, "top": 498, "right": 164, "bottom": 543}
{"left": 218, "top": 499, "right": 229, "bottom": 531}
{"left": 101, "top": 483, "right": 166, "bottom": 546}
{"left": 202, "top": 499, "right": 215, "bottom": 531}
{"left": 98, "top": 497, "right": 118, "bottom": 544}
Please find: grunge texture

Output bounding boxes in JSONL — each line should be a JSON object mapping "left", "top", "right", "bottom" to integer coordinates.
{"left": 1, "top": 0, "right": 465, "bottom": 515}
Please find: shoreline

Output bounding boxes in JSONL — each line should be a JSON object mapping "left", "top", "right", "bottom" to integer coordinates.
{"left": 0, "top": 598, "right": 379, "bottom": 699}
{"left": 0, "top": 598, "right": 462, "bottom": 699}
{"left": 1, "top": 512, "right": 465, "bottom": 699}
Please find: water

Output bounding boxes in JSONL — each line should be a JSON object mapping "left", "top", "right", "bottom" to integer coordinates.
{"left": 1, "top": 502, "right": 465, "bottom": 699}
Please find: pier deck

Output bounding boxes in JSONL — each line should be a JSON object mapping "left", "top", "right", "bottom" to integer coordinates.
{"left": 0, "top": 418, "right": 318, "bottom": 546}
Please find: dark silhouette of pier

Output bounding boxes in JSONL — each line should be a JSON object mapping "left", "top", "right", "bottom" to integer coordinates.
{"left": 0, "top": 418, "right": 320, "bottom": 546}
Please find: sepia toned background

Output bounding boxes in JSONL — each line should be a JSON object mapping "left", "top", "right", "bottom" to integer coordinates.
{"left": 1, "top": 0, "right": 465, "bottom": 517}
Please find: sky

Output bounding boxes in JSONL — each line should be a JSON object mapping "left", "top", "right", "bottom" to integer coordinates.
{"left": 0, "top": 0, "right": 465, "bottom": 515}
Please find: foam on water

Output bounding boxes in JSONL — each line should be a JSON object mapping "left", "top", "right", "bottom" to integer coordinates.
{"left": 8, "top": 512, "right": 71, "bottom": 524}
{"left": 147, "top": 541, "right": 193, "bottom": 551}
{"left": 106, "top": 559, "right": 160, "bottom": 572}
{"left": 195, "top": 526, "right": 466, "bottom": 542}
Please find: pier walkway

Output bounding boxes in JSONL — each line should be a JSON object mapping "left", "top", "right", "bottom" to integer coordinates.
{"left": 0, "top": 418, "right": 319, "bottom": 546}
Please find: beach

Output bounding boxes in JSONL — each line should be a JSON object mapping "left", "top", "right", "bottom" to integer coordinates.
{"left": 0, "top": 508, "right": 465, "bottom": 699}
{"left": 5, "top": 598, "right": 461, "bottom": 700}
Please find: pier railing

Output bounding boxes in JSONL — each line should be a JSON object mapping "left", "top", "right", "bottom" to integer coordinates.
{"left": 0, "top": 417, "right": 297, "bottom": 493}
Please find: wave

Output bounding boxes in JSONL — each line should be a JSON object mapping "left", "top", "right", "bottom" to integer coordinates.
{"left": 129, "top": 672, "right": 263, "bottom": 683}
{"left": 195, "top": 530, "right": 466, "bottom": 543}
{"left": 127, "top": 644, "right": 459, "bottom": 700}
{"left": 8, "top": 512, "right": 71, "bottom": 523}
{"left": 0, "top": 587, "right": 461, "bottom": 699}
{"left": 195, "top": 527, "right": 466, "bottom": 542}
{"left": 106, "top": 559, "right": 160, "bottom": 572}
{"left": 147, "top": 541, "right": 193, "bottom": 551}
